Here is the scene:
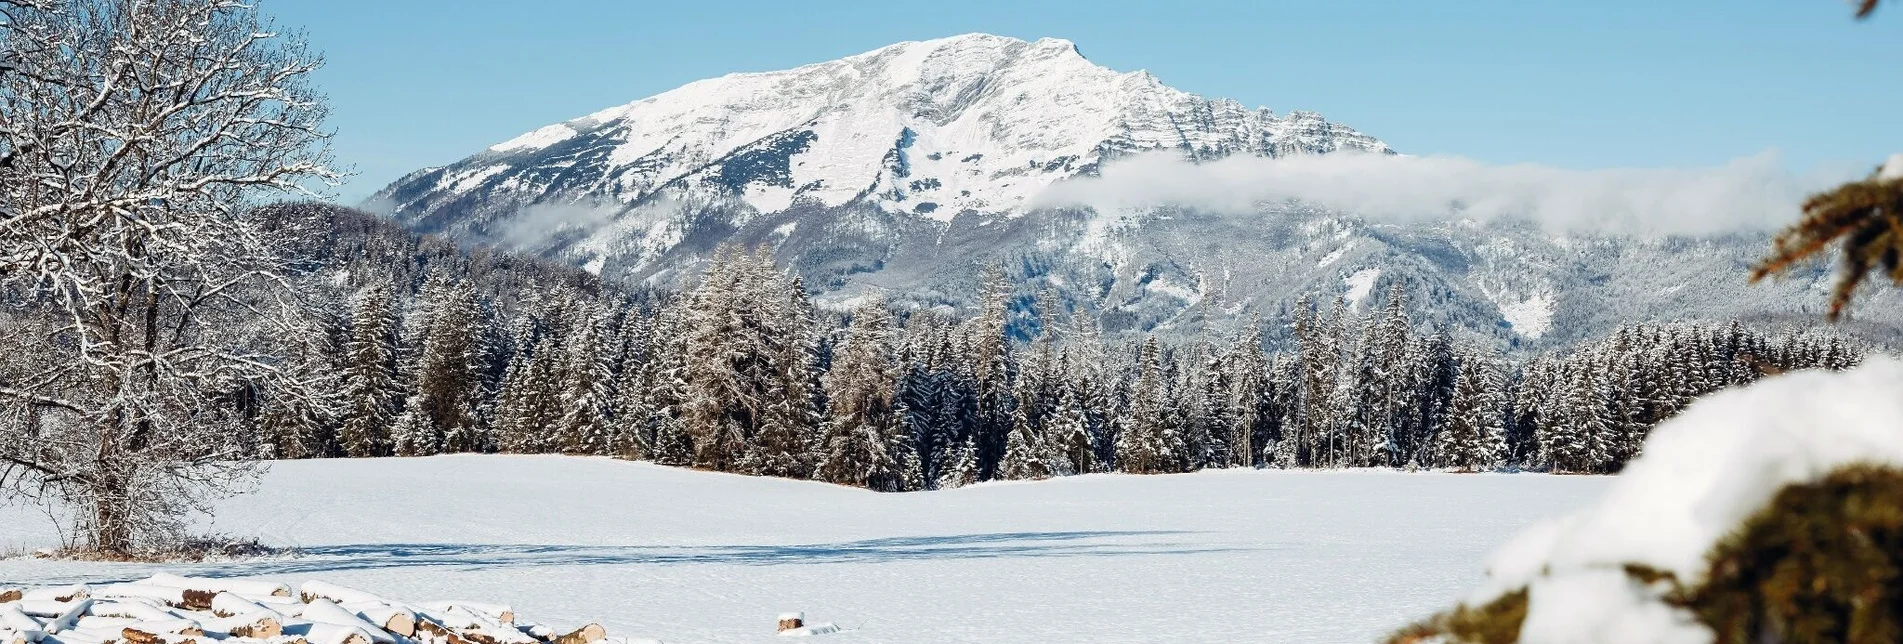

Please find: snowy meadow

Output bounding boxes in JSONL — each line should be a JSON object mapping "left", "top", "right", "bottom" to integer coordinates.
{"left": 0, "top": 456, "right": 1606, "bottom": 643}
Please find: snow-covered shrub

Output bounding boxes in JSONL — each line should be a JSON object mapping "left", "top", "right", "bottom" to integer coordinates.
{"left": 1391, "top": 357, "right": 1903, "bottom": 644}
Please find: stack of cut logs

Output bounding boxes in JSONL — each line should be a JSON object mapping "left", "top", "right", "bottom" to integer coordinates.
{"left": 0, "top": 576, "right": 610, "bottom": 644}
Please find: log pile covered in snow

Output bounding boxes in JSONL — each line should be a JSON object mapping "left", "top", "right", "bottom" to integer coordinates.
{"left": 0, "top": 576, "right": 612, "bottom": 644}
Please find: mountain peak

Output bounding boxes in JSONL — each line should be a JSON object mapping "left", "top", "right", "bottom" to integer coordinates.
{"left": 851, "top": 33, "right": 1081, "bottom": 61}
{"left": 378, "top": 34, "right": 1393, "bottom": 278}
{"left": 408, "top": 34, "right": 1390, "bottom": 230}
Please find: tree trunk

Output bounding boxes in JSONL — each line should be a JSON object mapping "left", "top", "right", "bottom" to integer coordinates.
{"left": 90, "top": 468, "right": 134, "bottom": 556}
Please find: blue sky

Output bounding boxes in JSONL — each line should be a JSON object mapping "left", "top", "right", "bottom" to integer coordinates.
{"left": 269, "top": 0, "right": 1901, "bottom": 202}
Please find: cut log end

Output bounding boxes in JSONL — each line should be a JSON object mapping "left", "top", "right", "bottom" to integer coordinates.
{"left": 414, "top": 619, "right": 469, "bottom": 644}
{"left": 551, "top": 623, "right": 605, "bottom": 644}
{"left": 381, "top": 613, "right": 415, "bottom": 639}
{"left": 179, "top": 590, "right": 216, "bottom": 612}
{"left": 228, "top": 616, "right": 283, "bottom": 639}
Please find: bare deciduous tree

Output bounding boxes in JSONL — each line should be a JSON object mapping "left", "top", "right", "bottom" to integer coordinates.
{"left": 0, "top": 0, "right": 338, "bottom": 555}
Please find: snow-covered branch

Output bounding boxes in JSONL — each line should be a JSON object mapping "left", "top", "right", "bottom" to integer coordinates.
{"left": 0, "top": 0, "right": 338, "bottom": 553}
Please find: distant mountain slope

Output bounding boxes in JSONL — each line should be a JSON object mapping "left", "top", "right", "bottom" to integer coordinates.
{"left": 371, "top": 34, "right": 1902, "bottom": 348}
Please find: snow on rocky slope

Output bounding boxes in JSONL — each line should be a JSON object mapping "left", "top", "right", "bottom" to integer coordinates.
{"left": 369, "top": 34, "right": 1903, "bottom": 348}
{"left": 1, "top": 458, "right": 1607, "bottom": 644}
{"left": 378, "top": 33, "right": 1388, "bottom": 235}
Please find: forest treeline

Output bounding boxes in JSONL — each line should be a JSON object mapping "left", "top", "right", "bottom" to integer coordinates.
{"left": 229, "top": 205, "right": 1866, "bottom": 490}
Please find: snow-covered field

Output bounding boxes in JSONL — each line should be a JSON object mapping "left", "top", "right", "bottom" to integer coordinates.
{"left": 0, "top": 456, "right": 1608, "bottom": 643}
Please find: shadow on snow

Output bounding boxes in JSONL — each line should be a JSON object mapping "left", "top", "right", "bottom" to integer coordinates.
{"left": 0, "top": 530, "right": 1271, "bottom": 584}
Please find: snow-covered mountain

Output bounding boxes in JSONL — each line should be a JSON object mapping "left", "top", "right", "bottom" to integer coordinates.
{"left": 377, "top": 33, "right": 1387, "bottom": 233}
{"left": 372, "top": 33, "right": 1901, "bottom": 348}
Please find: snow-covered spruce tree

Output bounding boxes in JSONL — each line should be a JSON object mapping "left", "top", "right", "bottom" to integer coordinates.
{"left": 1261, "top": 355, "right": 1299, "bottom": 468}
{"left": 938, "top": 437, "right": 981, "bottom": 489}
{"left": 1367, "top": 283, "right": 1416, "bottom": 466}
{"left": 1281, "top": 295, "right": 1319, "bottom": 467}
{"left": 1062, "top": 311, "right": 1114, "bottom": 472}
{"left": 998, "top": 403, "right": 1054, "bottom": 480}
{"left": 680, "top": 246, "right": 788, "bottom": 471}
{"left": 1602, "top": 337, "right": 1649, "bottom": 468}
{"left": 388, "top": 401, "right": 430, "bottom": 458}
{"left": 1409, "top": 329, "right": 1459, "bottom": 466}
{"left": 999, "top": 342, "right": 1062, "bottom": 480}
{"left": 1545, "top": 361, "right": 1610, "bottom": 473}
{"left": 400, "top": 275, "right": 489, "bottom": 455}
{"left": 1315, "top": 297, "right": 1353, "bottom": 467}
{"left": 0, "top": 0, "right": 337, "bottom": 554}
{"left": 1176, "top": 342, "right": 1219, "bottom": 470}
{"left": 1431, "top": 348, "right": 1505, "bottom": 472}
{"left": 966, "top": 265, "right": 1017, "bottom": 479}
{"left": 1050, "top": 376, "right": 1096, "bottom": 476}
{"left": 1117, "top": 337, "right": 1179, "bottom": 474}
{"left": 1000, "top": 326, "right": 1062, "bottom": 480}
{"left": 338, "top": 285, "right": 401, "bottom": 457}
{"left": 256, "top": 336, "right": 340, "bottom": 460}
{"left": 894, "top": 342, "right": 948, "bottom": 485}
{"left": 816, "top": 298, "right": 907, "bottom": 491}
{"left": 1337, "top": 326, "right": 1389, "bottom": 468}
{"left": 492, "top": 324, "right": 543, "bottom": 452}
{"left": 554, "top": 300, "right": 613, "bottom": 455}
{"left": 637, "top": 303, "right": 695, "bottom": 467}
{"left": 606, "top": 314, "right": 654, "bottom": 459}
{"left": 1222, "top": 322, "right": 1268, "bottom": 468}
{"left": 750, "top": 271, "right": 823, "bottom": 479}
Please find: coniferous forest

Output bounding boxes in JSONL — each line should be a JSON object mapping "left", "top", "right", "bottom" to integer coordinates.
{"left": 145, "top": 204, "right": 1860, "bottom": 491}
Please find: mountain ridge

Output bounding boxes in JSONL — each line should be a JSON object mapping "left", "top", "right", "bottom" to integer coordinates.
{"left": 369, "top": 33, "right": 1903, "bottom": 349}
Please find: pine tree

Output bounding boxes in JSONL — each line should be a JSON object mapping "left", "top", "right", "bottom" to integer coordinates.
{"left": 1051, "top": 378, "right": 1096, "bottom": 475}
{"left": 608, "top": 314, "right": 655, "bottom": 458}
{"left": 338, "top": 285, "right": 400, "bottom": 458}
{"left": 407, "top": 275, "right": 490, "bottom": 454}
{"left": 257, "top": 383, "right": 337, "bottom": 460}
{"left": 1338, "top": 324, "right": 1389, "bottom": 468}
{"left": 1002, "top": 324, "right": 1062, "bottom": 479}
{"left": 1434, "top": 349, "right": 1504, "bottom": 472}
{"left": 1368, "top": 282, "right": 1416, "bottom": 466}
{"left": 554, "top": 301, "right": 614, "bottom": 454}
{"left": 1410, "top": 329, "right": 1459, "bottom": 466}
{"left": 816, "top": 298, "right": 907, "bottom": 491}
{"left": 999, "top": 401, "right": 1059, "bottom": 480}
{"left": 637, "top": 303, "right": 694, "bottom": 463}
{"left": 894, "top": 354, "right": 946, "bottom": 484}
{"left": 1176, "top": 342, "right": 1219, "bottom": 470}
{"left": 967, "top": 265, "right": 1017, "bottom": 479}
{"left": 495, "top": 328, "right": 561, "bottom": 453}
{"left": 1118, "top": 337, "right": 1179, "bottom": 474}
{"left": 390, "top": 396, "right": 433, "bottom": 457}
{"left": 1223, "top": 322, "right": 1269, "bottom": 468}
{"left": 1545, "top": 362, "right": 1610, "bottom": 473}
{"left": 938, "top": 438, "right": 981, "bottom": 489}
{"left": 680, "top": 247, "right": 758, "bottom": 471}
{"left": 1064, "top": 311, "right": 1114, "bottom": 472}
{"left": 751, "top": 271, "right": 823, "bottom": 478}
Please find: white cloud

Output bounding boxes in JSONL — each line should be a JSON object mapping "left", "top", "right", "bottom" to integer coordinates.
{"left": 1032, "top": 150, "right": 1861, "bottom": 235}
{"left": 495, "top": 201, "right": 620, "bottom": 249}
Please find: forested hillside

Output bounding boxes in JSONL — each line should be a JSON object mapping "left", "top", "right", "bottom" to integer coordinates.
{"left": 87, "top": 204, "right": 1858, "bottom": 489}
